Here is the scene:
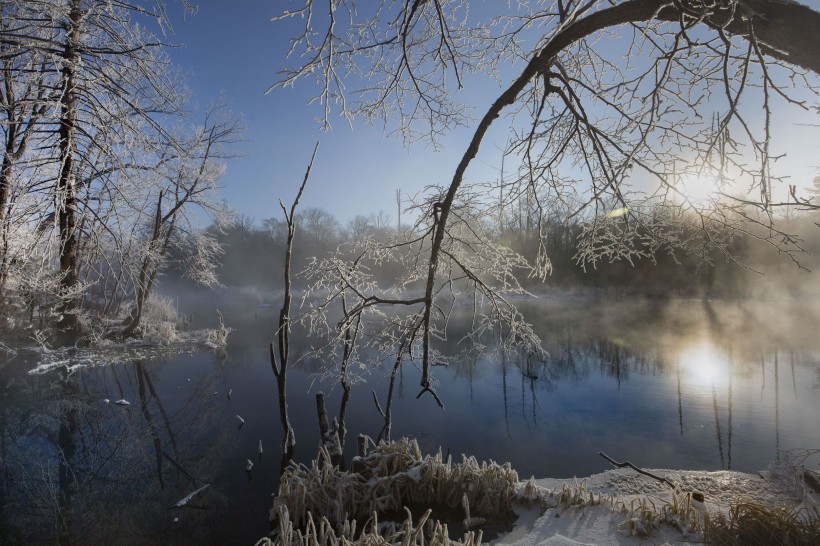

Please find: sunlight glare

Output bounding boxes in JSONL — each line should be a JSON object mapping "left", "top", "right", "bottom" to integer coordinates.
{"left": 679, "top": 172, "right": 720, "bottom": 204}
{"left": 679, "top": 342, "right": 728, "bottom": 386}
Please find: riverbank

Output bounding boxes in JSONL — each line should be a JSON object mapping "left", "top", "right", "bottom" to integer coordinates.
{"left": 258, "top": 440, "right": 818, "bottom": 546}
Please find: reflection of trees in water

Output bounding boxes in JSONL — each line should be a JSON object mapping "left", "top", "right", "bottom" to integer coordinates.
{"left": 775, "top": 351, "right": 781, "bottom": 461}
{"left": 596, "top": 340, "right": 629, "bottom": 387}
{"left": 500, "top": 351, "right": 511, "bottom": 439}
{"left": 373, "top": 338, "right": 407, "bottom": 444}
{"left": 677, "top": 362, "right": 684, "bottom": 437}
{"left": 727, "top": 347, "right": 734, "bottom": 470}
{"left": 491, "top": 326, "right": 806, "bottom": 475}
{"left": 712, "top": 381, "right": 725, "bottom": 469}
{"left": 452, "top": 356, "right": 487, "bottom": 405}
{"left": 282, "top": 302, "right": 818, "bottom": 479}
{"left": 0, "top": 356, "right": 233, "bottom": 544}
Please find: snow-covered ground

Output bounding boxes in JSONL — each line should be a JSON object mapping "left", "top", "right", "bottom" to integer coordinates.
{"left": 263, "top": 438, "right": 818, "bottom": 546}
{"left": 495, "top": 460, "right": 816, "bottom": 545}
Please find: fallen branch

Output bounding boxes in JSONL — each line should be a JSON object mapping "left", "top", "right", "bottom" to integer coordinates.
{"left": 599, "top": 451, "right": 705, "bottom": 502}
{"left": 598, "top": 452, "right": 675, "bottom": 489}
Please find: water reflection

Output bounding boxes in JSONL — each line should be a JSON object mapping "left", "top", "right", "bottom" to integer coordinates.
{"left": 2, "top": 298, "right": 819, "bottom": 544}
{"left": 680, "top": 342, "right": 728, "bottom": 386}
{"left": 775, "top": 351, "right": 781, "bottom": 461}
{"left": 0, "top": 352, "right": 242, "bottom": 544}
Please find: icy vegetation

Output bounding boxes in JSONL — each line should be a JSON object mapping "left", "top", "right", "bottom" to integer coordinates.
{"left": 23, "top": 296, "right": 231, "bottom": 375}
{"left": 258, "top": 439, "right": 818, "bottom": 546}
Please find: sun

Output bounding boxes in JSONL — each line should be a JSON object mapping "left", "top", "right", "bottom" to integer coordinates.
{"left": 678, "top": 172, "right": 720, "bottom": 204}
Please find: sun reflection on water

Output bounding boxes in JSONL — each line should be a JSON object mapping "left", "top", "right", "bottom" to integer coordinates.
{"left": 679, "top": 341, "right": 729, "bottom": 386}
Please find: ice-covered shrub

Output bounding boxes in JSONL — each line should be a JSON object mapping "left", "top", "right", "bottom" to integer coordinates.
{"left": 137, "top": 295, "right": 182, "bottom": 344}
{"left": 142, "top": 295, "right": 180, "bottom": 324}
{"left": 204, "top": 311, "right": 231, "bottom": 350}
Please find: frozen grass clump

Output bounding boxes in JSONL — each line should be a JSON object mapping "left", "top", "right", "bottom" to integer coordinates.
{"left": 272, "top": 437, "right": 524, "bottom": 528}
{"left": 616, "top": 487, "right": 701, "bottom": 538}
{"left": 258, "top": 505, "right": 484, "bottom": 546}
{"left": 203, "top": 311, "right": 231, "bottom": 349}
{"left": 264, "top": 438, "right": 531, "bottom": 546}
{"left": 703, "top": 502, "right": 820, "bottom": 545}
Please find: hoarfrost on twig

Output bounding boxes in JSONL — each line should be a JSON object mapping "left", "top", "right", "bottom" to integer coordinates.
{"left": 174, "top": 484, "right": 210, "bottom": 507}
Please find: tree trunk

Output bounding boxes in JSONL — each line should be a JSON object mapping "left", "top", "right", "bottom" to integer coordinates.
{"left": 0, "top": 152, "right": 12, "bottom": 295}
{"left": 56, "top": 0, "right": 83, "bottom": 333}
{"left": 0, "top": 139, "right": 14, "bottom": 227}
{"left": 122, "top": 192, "right": 166, "bottom": 337}
{"left": 271, "top": 143, "right": 317, "bottom": 462}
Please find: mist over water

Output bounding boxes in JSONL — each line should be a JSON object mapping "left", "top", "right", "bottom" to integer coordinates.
{"left": 2, "top": 290, "right": 818, "bottom": 544}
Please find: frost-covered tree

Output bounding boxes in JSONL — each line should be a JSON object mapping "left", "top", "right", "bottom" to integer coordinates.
{"left": 272, "top": 0, "right": 820, "bottom": 401}
{"left": 0, "top": 1, "right": 57, "bottom": 298}
{"left": 0, "top": 0, "right": 242, "bottom": 341}
{"left": 119, "top": 102, "right": 241, "bottom": 337}
{"left": 0, "top": 0, "right": 194, "bottom": 333}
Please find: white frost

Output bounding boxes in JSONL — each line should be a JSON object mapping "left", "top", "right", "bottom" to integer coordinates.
{"left": 405, "top": 464, "right": 423, "bottom": 482}
{"left": 174, "top": 484, "right": 210, "bottom": 507}
{"left": 494, "top": 467, "right": 800, "bottom": 546}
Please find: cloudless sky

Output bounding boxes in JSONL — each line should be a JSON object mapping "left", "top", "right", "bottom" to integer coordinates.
{"left": 163, "top": 0, "right": 507, "bottom": 226}
{"left": 164, "top": 1, "right": 819, "bottom": 226}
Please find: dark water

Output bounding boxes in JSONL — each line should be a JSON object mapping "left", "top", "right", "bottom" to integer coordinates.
{"left": 1, "top": 294, "right": 818, "bottom": 544}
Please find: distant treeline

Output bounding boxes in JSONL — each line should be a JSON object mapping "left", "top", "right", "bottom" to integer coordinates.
{"left": 167, "top": 206, "right": 820, "bottom": 300}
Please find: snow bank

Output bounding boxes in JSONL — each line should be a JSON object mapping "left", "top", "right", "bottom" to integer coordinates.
{"left": 498, "top": 467, "right": 798, "bottom": 546}
{"left": 259, "top": 439, "right": 811, "bottom": 546}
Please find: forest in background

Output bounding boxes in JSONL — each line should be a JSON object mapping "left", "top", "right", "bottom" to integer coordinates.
{"left": 170, "top": 203, "right": 820, "bottom": 303}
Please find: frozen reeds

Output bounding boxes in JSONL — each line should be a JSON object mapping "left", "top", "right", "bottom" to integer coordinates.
{"left": 257, "top": 505, "right": 484, "bottom": 546}
{"left": 263, "top": 437, "right": 538, "bottom": 545}
{"left": 616, "top": 486, "right": 702, "bottom": 538}
{"left": 272, "top": 437, "right": 524, "bottom": 529}
{"left": 262, "top": 438, "right": 741, "bottom": 546}
{"left": 703, "top": 502, "right": 820, "bottom": 545}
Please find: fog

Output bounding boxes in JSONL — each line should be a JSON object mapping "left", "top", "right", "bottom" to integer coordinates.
{"left": 167, "top": 206, "right": 820, "bottom": 305}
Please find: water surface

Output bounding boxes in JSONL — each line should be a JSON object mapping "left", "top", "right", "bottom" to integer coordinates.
{"left": 1, "top": 296, "right": 818, "bottom": 544}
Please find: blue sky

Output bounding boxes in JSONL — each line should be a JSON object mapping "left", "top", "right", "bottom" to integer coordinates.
{"left": 165, "top": 1, "right": 819, "bottom": 226}
{"left": 164, "top": 0, "right": 504, "bottom": 225}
